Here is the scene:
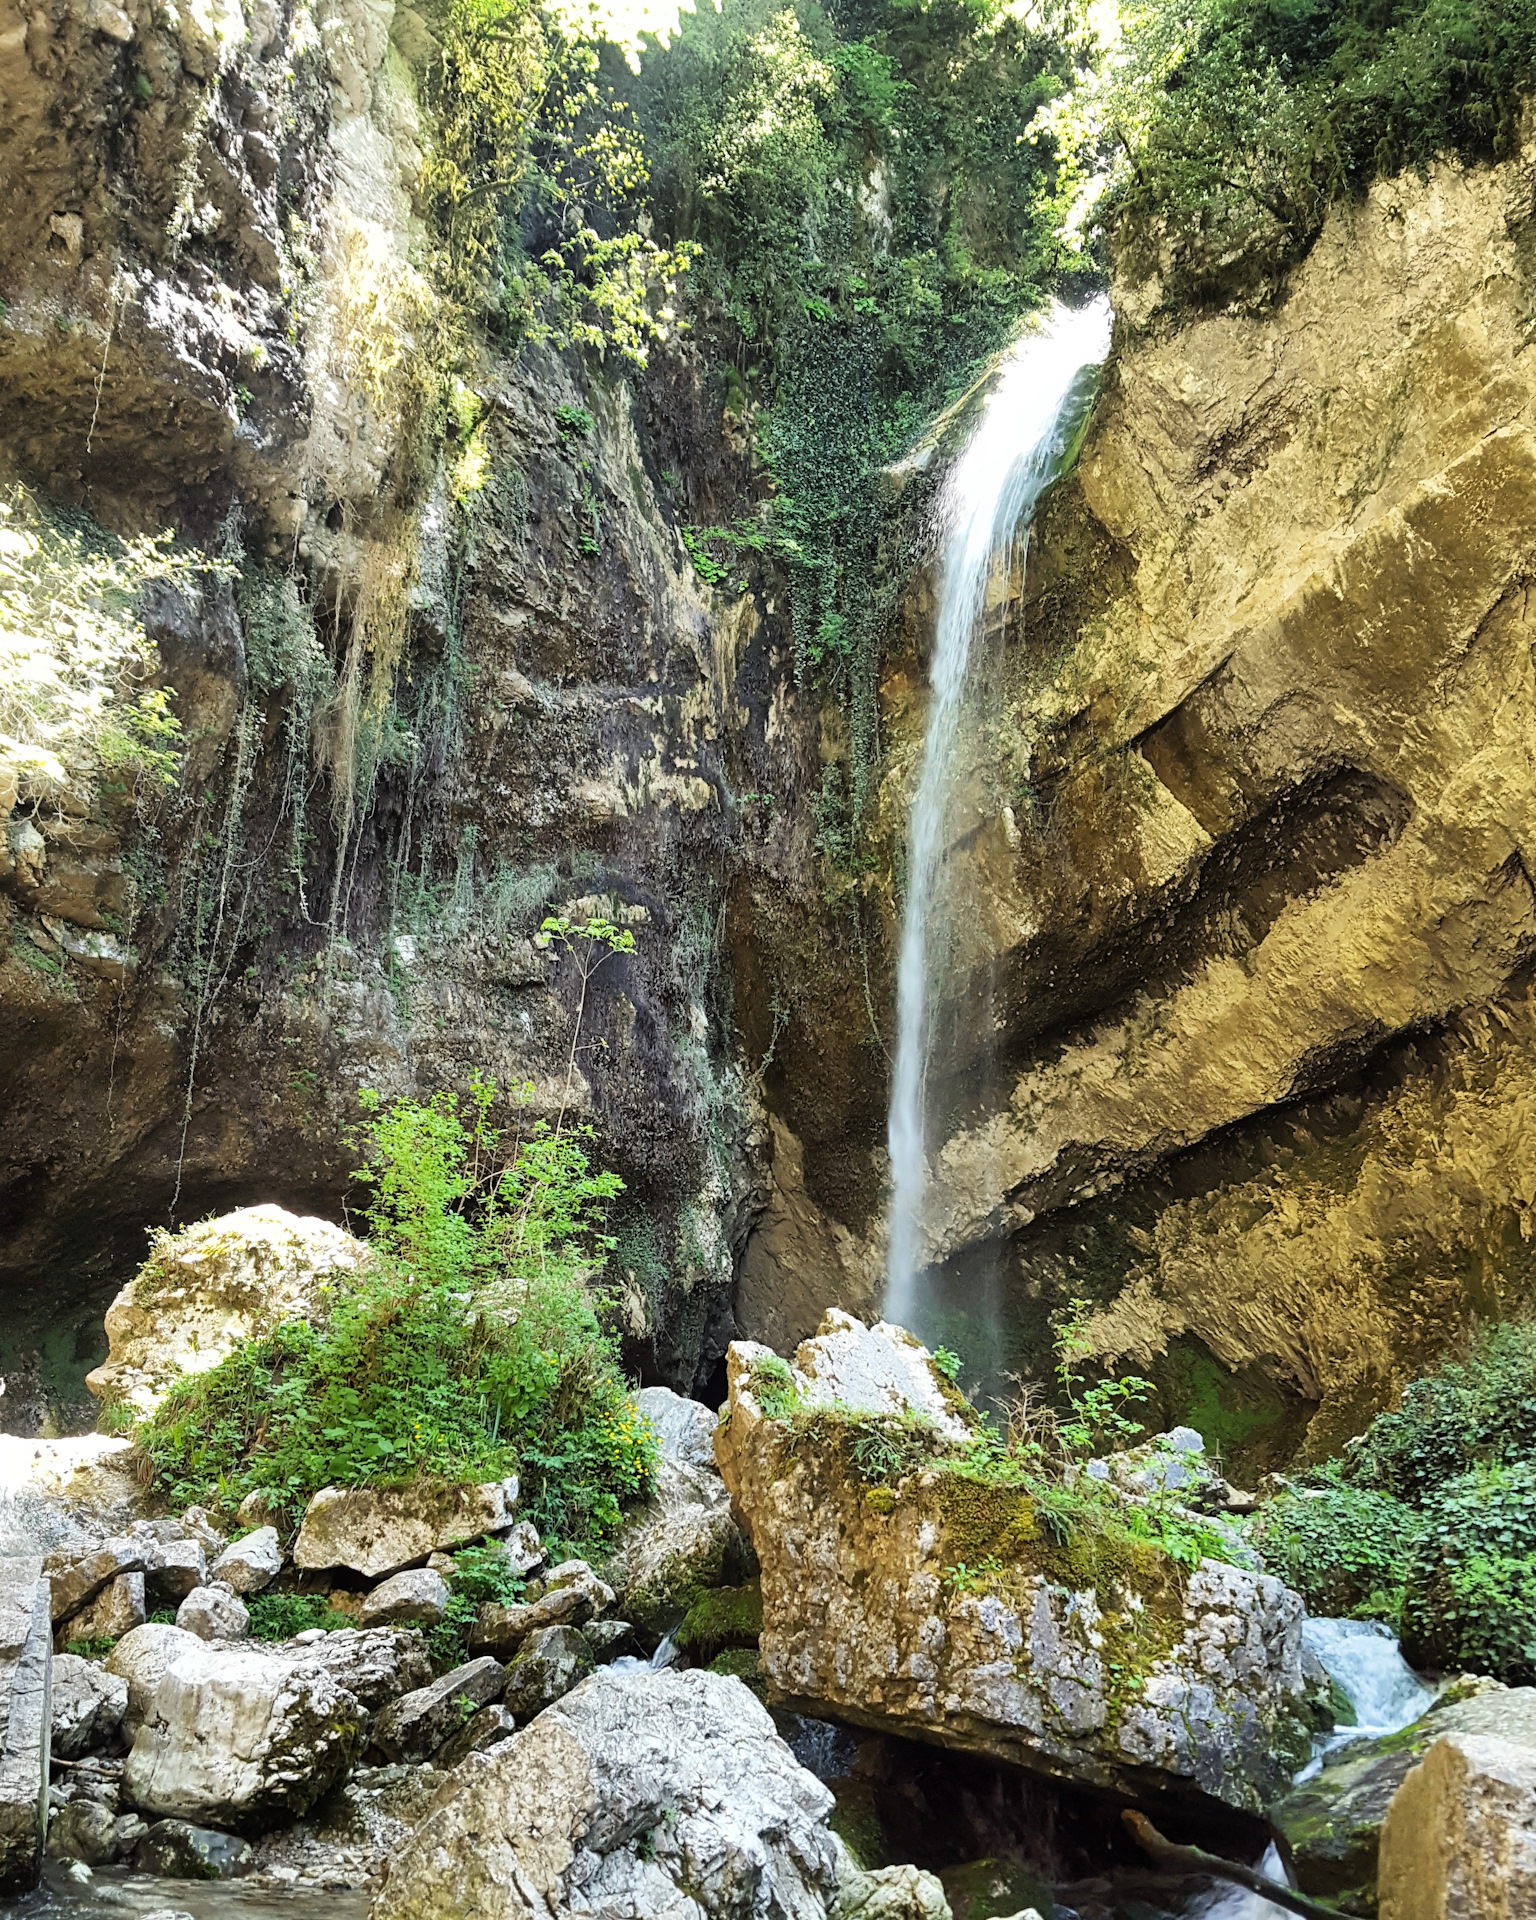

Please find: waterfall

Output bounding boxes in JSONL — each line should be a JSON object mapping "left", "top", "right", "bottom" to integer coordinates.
{"left": 884, "top": 298, "right": 1113, "bottom": 1328}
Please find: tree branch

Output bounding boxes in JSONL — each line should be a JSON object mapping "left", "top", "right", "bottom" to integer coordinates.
{"left": 1121, "top": 1812, "right": 1346, "bottom": 1920}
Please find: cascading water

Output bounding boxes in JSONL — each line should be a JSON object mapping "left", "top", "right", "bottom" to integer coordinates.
{"left": 884, "top": 297, "right": 1113, "bottom": 1328}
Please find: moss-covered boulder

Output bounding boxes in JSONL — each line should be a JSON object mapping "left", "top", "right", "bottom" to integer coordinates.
{"left": 716, "top": 1312, "right": 1311, "bottom": 1817}
{"left": 1273, "top": 1683, "right": 1536, "bottom": 1914}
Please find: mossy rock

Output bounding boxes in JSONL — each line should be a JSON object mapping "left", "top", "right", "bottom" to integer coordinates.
{"left": 828, "top": 1777, "right": 889, "bottom": 1871}
{"left": 707, "top": 1647, "right": 765, "bottom": 1698}
{"left": 940, "top": 1857, "right": 1055, "bottom": 1920}
{"left": 678, "top": 1581, "right": 762, "bottom": 1662}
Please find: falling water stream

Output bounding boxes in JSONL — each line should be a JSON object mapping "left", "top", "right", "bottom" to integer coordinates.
{"left": 884, "top": 297, "right": 1113, "bottom": 1330}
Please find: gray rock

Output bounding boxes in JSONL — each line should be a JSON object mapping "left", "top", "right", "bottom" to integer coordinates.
{"left": 111, "top": 1812, "right": 148, "bottom": 1859}
{"left": 359, "top": 1568, "right": 448, "bottom": 1629}
{"left": 634, "top": 1385, "right": 719, "bottom": 1468}
{"left": 62, "top": 1571, "right": 145, "bottom": 1643}
{"left": 46, "top": 1799, "right": 117, "bottom": 1867}
{"left": 208, "top": 1528, "right": 281, "bottom": 1596}
{"left": 123, "top": 1642, "right": 368, "bottom": 1832}
{"left": 133, "top": 1817, "right": 255, "bottom": 1879}
{"left": 503, "top": 1625, "right": 592, "bottom": 1723}
{"left": 145, "top": 1539, "right": 207, "bottom": 1607}
{"left": 50, "top": 1655, "right": 127, "bottom": 1759}
{"left": 1276, "top": 1683, "right": 1536, "bottom": 1910}
{"left": 603, "top": 1455, "right": 747, "bottom": 1635}
{"left": 371, "top": 1667, "right": 842, "bottom": 1920}
{"left": 279, "top": 1627, "right": 433, "bottom": 1714}
{"left": 1379, "top": 1731, "right": 1536, "bottom": 1918}
{"left": 44, "top": 1537, "right": 146, "bottom": 1624}
{"left": 497, "top": 1519, "right": 544, "bottom": 1577}
{"left": 584, "top": 1619, "right": 636, "bottom": 1659}
{"left": 833, "top": 1861, "right": 953, "bottom": 1919}
{"left": 294, "top": 1480, "right": 520, "bottom": 1580}
{"left": 104, "top": 1625, "right": 202, "bottom": 1740}
{"left": 0, "top": 1556, "right": 52, "bottom": 1895}
{"left": 471, "top": 1560, "right": 613, "bottom": 1658}
{"left": 369, "top": 1657, "right": 507, "bottom": 1762}
{"left": 434, "top": 1702, "right": 520, "bottom": 1768}
{"left": 175, "top": 1583, "right": 249, "bottom": 1642}
{"left": 177, "top": 1509, "right": 227, "bottom": 1558}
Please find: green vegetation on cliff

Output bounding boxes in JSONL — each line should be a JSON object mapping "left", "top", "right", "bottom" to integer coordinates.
{"left": 135, "top": 1078, "right": 654, "bottom": 1553}
{"left": 1101, "top": 0, "right": 1536, "bottom": 307}
{"left": 1254, "top": 1319, "right": 1536, "bottom": 1680}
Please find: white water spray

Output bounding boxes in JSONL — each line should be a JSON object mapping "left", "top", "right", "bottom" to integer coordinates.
{"left": 884, "top": 298, "right": 1113, "bottom": 1326}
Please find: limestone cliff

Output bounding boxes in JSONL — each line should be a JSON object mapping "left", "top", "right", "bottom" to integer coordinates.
{"left": 742, "top": 139, "right": 1536, "bottom": 1467}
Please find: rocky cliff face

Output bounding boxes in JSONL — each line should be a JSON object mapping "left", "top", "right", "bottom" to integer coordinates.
{"left": 0, "top": 0, "right": 831, "bottom": 1423}
{"left": 8, "top": 0, "right": 1536, "bottom": 1469}
{"left": 745, "top": 139, "right": 1536, "bottom": 1467}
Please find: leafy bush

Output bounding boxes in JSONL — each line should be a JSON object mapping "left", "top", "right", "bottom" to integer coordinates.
{"left": 135, "top": 1076, "right": 655, "bottom": 1556}
{"left": 1249, "top": 1481, "right": 1419, "bottom": 1620}
{"left": 1095, "top": 0, "right": 1536, "bottom": 309}
{"left": 246, "top": 1594, "right": 355, "bottom": 1640}
{"left": 629, "top": 0, "right": 1097, "bottom": 801}
{"left": 1401, "top": 1461, "right": 1536, "bottom": 1679}
{"left": 427, "top": 1541, "right": 530, "bottom": 1668}
{"left": 1344, "top": 1320, "right": 1536, "bottom": 1504}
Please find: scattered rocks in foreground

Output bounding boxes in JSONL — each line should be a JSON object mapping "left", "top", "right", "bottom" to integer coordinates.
{"left": 369, "top": 1656, "right": 507, "bottom": 1763}
{"left": 471, "top": 1558, "right": 614, "bottom": 1657}
{"left": 370, "top": 1667, "right": 843, "bottom": 1920}
{"left": 132, "top": 1817, "right": 255, "bottom": 1879}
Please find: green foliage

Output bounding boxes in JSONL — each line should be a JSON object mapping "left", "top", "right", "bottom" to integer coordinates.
{"left": 134, "top": 1075, "right": 655, "bottom": 1557}
{"left": 1401, "top": 1461, "right": 1536, "bottom": 1679}
{"left": 931, "top": 1346, "right": 962, "bottom": 1384}
{"left": 632, "top": 0, "right": 1096, "bottom": 805}
{"left": 1345, "top": 1319, "right": 1536, "bottom": 1504}
{"left": 676, "top": 1579, "right": 763, "bottom": 1658}
{"left": 0, "top": 483, "right": 228, "bottom": 795}
{"left": 421, "top": 0, "right": 696, "bottom": 362}
{"left": 245, "top": 1593, "right": 355, "bottom": 1640}
{"left": 555, "top": 403, "right": 595, "bottom": 437}
{"left": 1053, "top": 1296, "right": 1154, "bottom": 1458}
{"left": 1095, "top": 0, "right": 1536, "bottom": 308}
{"left": 428, "top": 1541, "right": 529, "bottom": 1667}
{"left": 1250, "top": 1479, "right": 1419, "bottom": 1620}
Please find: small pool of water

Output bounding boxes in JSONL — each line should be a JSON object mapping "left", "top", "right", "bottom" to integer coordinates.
{"left": 13, "top": 1863, "right": 373, "bottom": 1920}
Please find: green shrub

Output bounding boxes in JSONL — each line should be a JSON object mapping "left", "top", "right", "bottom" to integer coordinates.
{"left": 1345, "top": 1320, "right": 1536, "bottom": 1504}
{"left": 1401, "top": 1461, "right": 1536, "bottom": 1678}
{"left": 1249, "top": 1481, "right": 1418, "bottom": 1621}
{"left": 246, "top": 1594, "right": 355, "bottom": 1641}
{"left": 425, "top": 1541, "right": 530, "bottom": 1669}
{"left": 1096, "top": 0, "right": 1536, "bottom": 310}
{"left": 134, "top": 1076, "right": 656, "bottom": 1558}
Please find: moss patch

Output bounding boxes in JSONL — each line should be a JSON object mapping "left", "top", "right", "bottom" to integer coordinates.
{"left": 677, "top": 1580, "right": 762, "bottom": 1661}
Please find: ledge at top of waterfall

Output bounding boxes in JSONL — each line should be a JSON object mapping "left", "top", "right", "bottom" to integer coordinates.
{"left": 884, "top": 298, "right": 1113, "bottom": 1331}
{"left": 717, "top": 1306, "right": 1313, "bottom": 1820}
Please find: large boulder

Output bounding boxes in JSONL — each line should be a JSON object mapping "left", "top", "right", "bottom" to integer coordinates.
{"left": 294, "top": 1480, "right": 520, "bottom": 1580}
{"left": 370, "top": 1667, "right": 843, "bottom": 1920}
{"left": 45, "top": 1535, "right": 147, "bottom": 1623}
{"left": 0, "top": 1556, "right": 51, "bottom": 1895}
{"left": 604, "top": 1453, "right": 750, "bottom": 1637}
{"left": 176, "top": 1583, "right": 249, "bottom": 1642}
{"left": 634, "top": 1385, "right": 720, "bottom": 1468}
{"left": 716, "top": 1319, "right": 1309, "bottom": 1816}
{"left": 62, "top": 1569, "right": 146, "bottom": 1643}
{"left": 360, "top": 1569, "right": 449, "bottom": 1629}
{"left": 105, "top": 1623, "right": 202, "bottom": 1739}
{"left": 85, "top": 1205, "right": 370, "bottom": 1418}
{"left": 122, "top": 1629, "right": 427, "bottom": 1833}
{"left": 1275, "top": 1683, "right": 1536, "bottom": 1912}
{"left": 1378, "top": 1733, "right": 1536, "bottom": 1919}
{"left": 50, "top": 1654, "right": 127, "bottom": 1758}
{"left": 369, "top": 1656, "right": 508, "bottom": 1763}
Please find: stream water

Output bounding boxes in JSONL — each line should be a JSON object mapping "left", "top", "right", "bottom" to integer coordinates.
{"left": 884, "top": 297, "right": 1112, "bottom": 1332}
{"left": 1191, "top": 1619, "right": 1433, "bottom": 1919}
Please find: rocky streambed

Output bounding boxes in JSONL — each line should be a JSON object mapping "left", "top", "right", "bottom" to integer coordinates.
{"left": 4, "top": 1210, "right": 1535, "bottom": 1920}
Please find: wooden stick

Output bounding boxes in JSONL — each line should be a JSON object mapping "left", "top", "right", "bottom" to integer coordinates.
{"left": 1121, "top": 1811, "right": 1346, "bottom": 1920}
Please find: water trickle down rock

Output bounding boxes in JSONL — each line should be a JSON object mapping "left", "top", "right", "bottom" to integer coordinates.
{"left": 716, "top": 1311, "right": 1309, "bottom": 1816}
